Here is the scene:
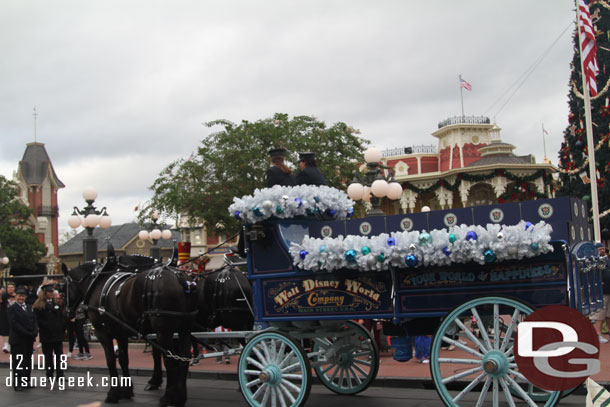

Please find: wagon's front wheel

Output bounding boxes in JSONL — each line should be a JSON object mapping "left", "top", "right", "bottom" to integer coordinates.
{"left": 238, "top": 331, "right": 312, "bottom": 407}
{"left": 312, "top": 320, "right": 379, "bottom": 395}
{"left": 430, "top": 296, "right": 561, "bottom": 407}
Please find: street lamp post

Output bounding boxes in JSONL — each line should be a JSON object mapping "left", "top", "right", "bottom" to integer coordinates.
{"left": 347, "top": 147, "right": 403, "bottom": 216}
{"left": 138, "top": 210, "right": 172, "bottom": 260}
{"left": 68, "top": 187, "right": 112, "bottom": 262}
{"left": 0, "top": 249, "right": 9, "bottom": 280}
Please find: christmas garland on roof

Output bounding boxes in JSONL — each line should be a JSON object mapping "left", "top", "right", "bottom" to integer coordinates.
{"left": 403, "top": 169, "right": 551, "bottom": 195}
{"left": 229, "top": 185, "right": 354, "bottom": 224}
{"left": 289, "top": 221, "right": 553, "bottom": 272}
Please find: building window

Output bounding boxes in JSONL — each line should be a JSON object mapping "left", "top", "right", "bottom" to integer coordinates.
{"left": 467, "top": 183, "right": 495, "bottom": 207}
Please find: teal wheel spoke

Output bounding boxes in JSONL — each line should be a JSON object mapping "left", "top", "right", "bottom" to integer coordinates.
{"left": 238, "top": 332, "right": 311, "bottom": 407}
{"left": 312, "top": 321, "right": 379, "bottom": 395}
{"left": 430, "top": 296, "right": 561, "bottom": 407}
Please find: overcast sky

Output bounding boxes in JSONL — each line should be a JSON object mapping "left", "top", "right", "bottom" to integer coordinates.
{"left": 0, "top": 1, "right": 577, "bottom": 236}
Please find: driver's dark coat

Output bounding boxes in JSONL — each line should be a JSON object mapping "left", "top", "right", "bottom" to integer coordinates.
{"left": 295, "top": 167, "right": 326, "bottom": 186}
{"left": 7, "top": 302, "right": 38, "bottom": 344}
{"left": 265, "top": 166, "right": 295, "bottom": 188}
{"left": 34, "top": 301, "right": 66, "bottom": 343}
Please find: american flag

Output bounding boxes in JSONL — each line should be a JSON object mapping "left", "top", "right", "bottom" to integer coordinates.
{"left": 579, "top": 0, "right": 599, "bottom": 96}
{"left": 459, "top": 76, "right": 472, "bottom": 91}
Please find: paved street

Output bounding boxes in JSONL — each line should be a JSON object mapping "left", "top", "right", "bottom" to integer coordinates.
{"left": 0, "top": 341, "right": 606, "bottom": 406}
{"left": 0, "top": 372, "right": 589, "bottom": 407}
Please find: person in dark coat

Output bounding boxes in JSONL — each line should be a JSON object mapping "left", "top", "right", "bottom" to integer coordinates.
{"left": 1, "top": 282, "right": 16, "bottom": 353}
{"left": 7, "top": 286, "right": 38, "bottom": 391}
{"left": 295, "top": 152, "right": 326, "bottom": 186}
{"left": 264, "top": 147, "right": 295, "bottom": 188}
{"left": 33, "top": 283, "right": 66, "bottom": 379}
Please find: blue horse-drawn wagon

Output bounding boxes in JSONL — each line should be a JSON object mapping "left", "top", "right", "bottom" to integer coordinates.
{"left": 229, "top": 186, "right": 607, "bottom": 407}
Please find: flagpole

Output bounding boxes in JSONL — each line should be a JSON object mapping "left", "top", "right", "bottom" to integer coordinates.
{"left": 459, "top": 75, "right": 465, "bottom": 117}
{"left": 576, "top": 1, "right": 601, "bottom": 242}
{"left": 542, "top": 124, "right": 548, "bottom": 161}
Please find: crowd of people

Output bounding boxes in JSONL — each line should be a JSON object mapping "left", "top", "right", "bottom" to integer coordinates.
{"left": 0, "top": 280, "right": 92, "bottom": 391}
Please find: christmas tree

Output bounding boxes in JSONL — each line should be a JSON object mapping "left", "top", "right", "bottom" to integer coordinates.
{"left": 558, "top": 0, "right": 610, "bottom": 240}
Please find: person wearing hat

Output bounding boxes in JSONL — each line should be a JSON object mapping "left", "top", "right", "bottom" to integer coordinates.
{"left": 33, "top": 282, "right": 66, "bottom": 380}
{"left": 264, "top": 147, "right": 295, "bottom": 188}
{"left": 7, "top": 286, "right": 38, "bottom": 391}
{"left": 295, "top": 152, "right": 326, "bottom": 186}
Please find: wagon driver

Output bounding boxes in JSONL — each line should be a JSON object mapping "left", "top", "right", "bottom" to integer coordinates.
{"left": 295, "top": 152, "right": 326, "bottom": 186}
{"left": 264, "top": 147, "right": 295, "bottom": 188}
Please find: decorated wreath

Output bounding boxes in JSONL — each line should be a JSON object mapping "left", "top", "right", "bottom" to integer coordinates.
{"left": 229, "top": 185, "right": 354, "bottom": 224}
{"left": 289, "top": 220, "right": 553, "bottom": 272}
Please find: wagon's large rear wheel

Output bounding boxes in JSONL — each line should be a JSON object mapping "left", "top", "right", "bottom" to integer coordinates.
{"left": 430, "top": 296, "right": 561, "bottom": 407}
{"left": 238, "top": 331, "right": 312, "bottom": 407}
{"left": 311, "top": 320, "right": 379, "bottom": 395}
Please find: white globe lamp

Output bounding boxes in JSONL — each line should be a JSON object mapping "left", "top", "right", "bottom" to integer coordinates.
{"left": 1, "top": 257, "right": 8, "bottom": 265}
{"left": 82, "top": 187, "right": 98, "bottom": 202}
{"left": 362, "top": 186, "right": 371, "bottom": 202}
{"left": 364, "top": 147, "right": 382, "bottom": 164}
{"left": 386, "top": 182, "right": 403, "bottom": 200}
{"left": 161, "top": 230, "right": 172, "bottom": 240}
{"left": 371, "top": 179, "right": 389, "bottom": 198}
{"left": 138, "top": 230, "right": 149, "bottom": 240}
{"left": 347, "top": 183, "right": 365, "bottom": 201}
{"left": 68, "top": 214, "right": 82, "bottom": 229}
{"left": 421, "top": 206, "right": 431, "bottom": 212}
{"left": 99, "top": 215, "right": 112, "bottom": 229}
{"left": 150, "top": 229, "right": 162, "bottom": 240}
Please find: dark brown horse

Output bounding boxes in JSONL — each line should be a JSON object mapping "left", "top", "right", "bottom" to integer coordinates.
{"left": 63, "top": 251, "right": 198, "bottom": 407}
{"left": 145, "top": 260, "right": 253, "bottom": 391}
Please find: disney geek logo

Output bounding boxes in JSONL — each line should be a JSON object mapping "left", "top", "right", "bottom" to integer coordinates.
{"left": 514, "top": 305, "right": 600, "bottom": 391}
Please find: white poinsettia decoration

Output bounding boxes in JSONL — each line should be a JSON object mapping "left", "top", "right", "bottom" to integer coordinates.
{"left": 289, "top": 220, "right": 554, "bottom": 272}
{"left": 229, "top": 185, "right": 354, "bottom": 224}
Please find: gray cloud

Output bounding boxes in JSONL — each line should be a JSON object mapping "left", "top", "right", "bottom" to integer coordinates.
{"left": 0, "top": 0, "right": 577, "bottom": 234}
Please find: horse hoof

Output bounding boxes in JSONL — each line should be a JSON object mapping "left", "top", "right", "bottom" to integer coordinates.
{"left": 145, "top": 383, "right": 161, "bottom": 391}
{"left": 121, "top": 386, "right": 134, "bottom": 399}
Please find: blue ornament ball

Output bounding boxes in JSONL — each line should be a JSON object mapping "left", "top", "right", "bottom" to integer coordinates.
{"left": 299, "top": 250, "right": 308, "bottom": 260}
{"left": 276, "top": 205, "right": 284, "bottom": 214}
{"left": 525, "top": 221, "right": 533, "bottom": 231}
{"left": 314, "top": 196, "right": 320, "bottom": 203}
{"left": 387, "top": 237, "right": 396, "bottom": 246}
{"left": 345, "top": 249, "right": 357, "bottom": 262}
{"left": 320, "top": 245, "right": 326, "bottom": 253}
{"left": 377, "top": 253, "right": 385, "bottom": 262}
{"left": 466, "top": 231, "right": 478, "bottom": 241}
{"left": 448, "top": 233, "right": 457, "bottom": 244}
{"left": 295, "top": 198, "right": 303, "bottom": 207}
{"left": 361, "top": 246, "right": 371, "bottom": 255}
{"left": 442, "top": 246, "right": 452, "bottom": 256}
{"left": 313, "top": 207, "right": 319, "bottom": 214}
{"left": 306, "top": 208, "right": 313, "bottom": 216}
{"left": 484, "top": 249, "right": 496, "bottom": 263}
{"left": 404, "top": 254, "right": 418, "bottom": 267}
{"left": 418, "top": 232, "right": 432, "bottom": 245}
{"left": 347, "top": 208, "right": 354, "bottom": 218}
{"left": 234, "top": 211, "right": 241, "bottom": 220}
{"left": 530, "top": 242, "right": 539, "bottom": 251}
{"left": 328, "top": 209, "right": 336, "bottom": 216}
{"left": 253, "top": 207, "right": 263, "bottom": 217}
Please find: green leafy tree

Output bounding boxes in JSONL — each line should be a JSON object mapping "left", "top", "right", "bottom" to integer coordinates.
{"left": 0, "top": 175, "right": 47, "bottom": 270}
{"left": 558, "top": 1, "right": 610, "bottom": 238}
{"left": 147, "top": 113, "right": 369, "bottom": 235}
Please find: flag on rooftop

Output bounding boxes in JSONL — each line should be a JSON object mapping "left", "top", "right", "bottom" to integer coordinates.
{"left": 579, "top": 0, "right": 599, "bottom": 96}
{"left": 459, "top": 76, "right": 472, "bottom": 91}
